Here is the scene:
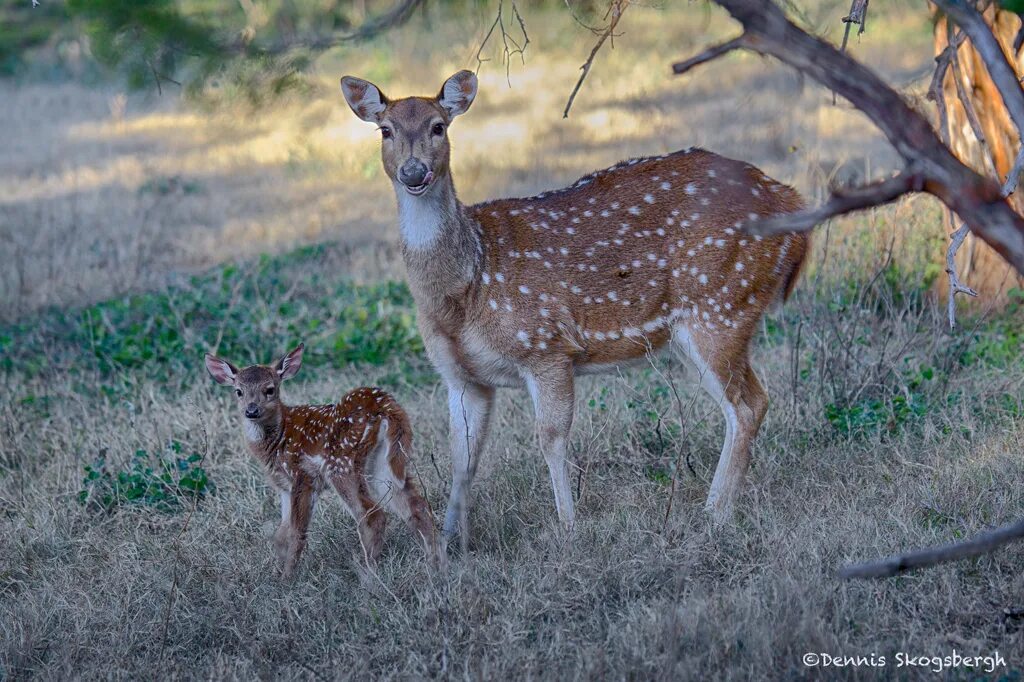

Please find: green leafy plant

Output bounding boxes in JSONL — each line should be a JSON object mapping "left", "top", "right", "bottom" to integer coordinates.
{"left": 78, "top": 441, "right": 215, "bottom": 513}
{"left": 0, "top": 244, "right": 426, "bottom": 385}
{"left": 824, "top": 365, "right": 937, "bottom": 438}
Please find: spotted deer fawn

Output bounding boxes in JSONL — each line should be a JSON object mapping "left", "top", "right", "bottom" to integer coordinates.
{"left": 205, "top": 344, "right": 438, "bottom": 577}
{"left": 340, "top": 70, "right": 808, "bottom": 540}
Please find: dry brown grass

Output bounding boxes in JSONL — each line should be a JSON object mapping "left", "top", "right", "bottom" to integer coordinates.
{"left": 2, "top": 2, "right": 1023, "bottom": 679}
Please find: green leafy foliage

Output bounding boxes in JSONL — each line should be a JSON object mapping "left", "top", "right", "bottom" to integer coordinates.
{"left": 0, "top": 244, "right": 425, "bottom": 384}
{"left": 959, "top": 288, "right": 1024, "bottom": 370}
{"left": 78, "top": 441, "right": 214, "bottom": 513}
{"left": 0, "top": 2, "right": 68, "bottom": 75}
{"left": 824, "top": 365, "right": 938, "bottom": 437}
{"left": 825, "top": 260, "right": 940, "bottom": 318}
{"left": 68, "top": 0, "right": 225, "bottom": 90}
{"left": 1000, "top": 0, "right": 1024, "bottom": 14}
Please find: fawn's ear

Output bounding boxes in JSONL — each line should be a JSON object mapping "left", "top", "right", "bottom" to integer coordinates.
{"left": 437, "top": 70, "right": 477, "bottom": 119}
{"left": 205, "top": 354, "right": 238, "bottom": 386}
{"left": 276, "top": 343, "right": 304, "bottom": 381}
{"left": 340, "top": 76, "right": 388, "bottom": 123}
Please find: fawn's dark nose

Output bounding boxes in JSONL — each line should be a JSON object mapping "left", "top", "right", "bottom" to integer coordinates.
{"left": 398, "top": 158, "right": 429, "bottom": 187}
{"left": 245, "top": 403, "right": 260, "bottom": 419}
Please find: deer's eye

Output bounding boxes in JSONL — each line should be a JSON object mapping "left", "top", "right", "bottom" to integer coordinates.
{"left": 380, "top": 126, "right": 392, "bottom": 139}
{"left": 432, "top": 123, "right": 445, "bottom": 136}
{"left": 235, "top": 389, "right": 243, "bottom": 397}
{"left": 265, "top": 387, "right": 275, "bottom": 397}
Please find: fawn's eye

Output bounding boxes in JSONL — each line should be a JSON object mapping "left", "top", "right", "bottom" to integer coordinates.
{"left": 431, "top": 123, "right": 445, "bottom": 136}
{"left": 235, "top": 389, "right": 242, "bottom": 397}
{"left": 380, "top": 126, "right": 392, "bottom": 139}
{"left": 265, "top": 387, "right": 275, "bottom": 397}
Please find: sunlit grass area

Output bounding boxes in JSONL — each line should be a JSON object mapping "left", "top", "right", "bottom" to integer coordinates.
{"left": 1, "top": 1, "right": 1022, "bottom": 679}
{"left": 0, "top": 1, "right": 934, "bottom": 316}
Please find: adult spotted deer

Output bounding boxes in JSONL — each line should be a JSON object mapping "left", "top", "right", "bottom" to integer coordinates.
{"left": 205, "top": 344, "right": 438, "bottom": 577}
{"left": 340, "top": 70, "right": 808, "bottom": 540}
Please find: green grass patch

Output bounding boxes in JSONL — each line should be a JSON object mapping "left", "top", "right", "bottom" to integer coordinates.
{"left": 0, "top": 243, "right": 426, "bottom": 384}
{"left": 78, "top": 441, "right": 214, "bottom": 514}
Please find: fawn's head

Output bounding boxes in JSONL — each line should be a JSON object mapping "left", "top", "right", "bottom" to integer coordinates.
{"left": 205, "top": 344, "right": 304, "bottom": 428}
{"left": 340, "top": 70, "right": 477, "bottom": 197}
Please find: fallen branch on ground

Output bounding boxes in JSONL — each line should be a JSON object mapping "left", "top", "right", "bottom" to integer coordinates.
{"left": 840, "top": 518, "right": 1024, "bottom": 579}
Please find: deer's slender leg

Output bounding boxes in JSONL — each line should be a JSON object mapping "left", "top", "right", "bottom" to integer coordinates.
{"left": 333, "top": 474, "right": 387, "bottom": 565}
{"left": 282, "top": 475, "right": 315, "bottom": 579}
{"left": 381, "top": 476, "right": 440, "bottom": 565}
{"left": 525, "top": 365, "right": 576, "bottom": 531}
{"left": 442, "top": 381, "right": 495, "bottom": 542}
{"left": 672, "top": 325, "right": 764, "bottom": 523}
{"left": 273, "top": 489, "right": 292, "bottom": 561}
{"left": 364, "top": 420, "right": 441, "bottom": 565}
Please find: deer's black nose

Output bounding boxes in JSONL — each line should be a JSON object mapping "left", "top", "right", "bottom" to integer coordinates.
{"left": 398, "top": 158, "right": 429, "bottom": 187}
{"left": 245, "top": 403, "right": 260, "bottom": 419}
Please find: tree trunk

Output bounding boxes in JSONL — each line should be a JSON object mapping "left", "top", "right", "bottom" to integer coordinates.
{"left": 934, "top": 5, "right": 1024, "bottom": 302}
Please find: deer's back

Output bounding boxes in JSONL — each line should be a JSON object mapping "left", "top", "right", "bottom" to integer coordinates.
{"left": 457, "top": 148, "right": 807, "bottom": 368}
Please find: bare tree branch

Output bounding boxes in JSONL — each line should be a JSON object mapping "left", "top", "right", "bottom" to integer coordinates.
{"left": 840, "top": 518, "right": 1024, "bottom": 579}
{"left": 946, "top": 223, "right": 978, "bottom": 328}
{"left": 747, "top": 170, "right": 925, "bottom": 233}
{"left": 949, "top": 144, "right": 1024, "bottom": 328}
{"left": 934, "top": 0, "right": 1024, "bottom": 137}
{"left": 475, "top": 0, "right": 530, "bottom": 86}
{"left": 258, "top": 0, "right": 427, "bottom": 55}
{"left": 1004, "top": 145, "right": 1024, "bottom": 197}
{"left": 670, "top": 0, "right": 1024, "bottom": 276}
{"left": 929, "top": 24, "right": 974, "bottom": 327}
{"left": 833, "top": 0, "right": 869, "bottom": 105}
{"left": 563, "top": 0, "right": 629, "bottom": 119}
{"left": 949, "top": 22, "right": 990, "bottom": 160}
{"left": 928, "top": 28, "right": 967, "bottom": 148}
{"left": 671, "top": 36, "right": 750, "bottom": 77}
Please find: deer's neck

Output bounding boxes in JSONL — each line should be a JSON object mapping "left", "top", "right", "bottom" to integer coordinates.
{"left": 395, "top": 175, "right": 482, "bottom": 305}
{"left": 245, "top": 408, "right": 285, "bottom": 465}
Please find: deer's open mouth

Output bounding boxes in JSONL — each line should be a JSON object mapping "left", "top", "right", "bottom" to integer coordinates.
{"left": 404, "top": 171, "right": 434, "bottom": 196}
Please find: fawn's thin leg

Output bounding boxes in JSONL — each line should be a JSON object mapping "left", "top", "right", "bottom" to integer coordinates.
{"left": 273, "top": 489, "right": 291, "bottom": 561}
{"left": 525, "top": 365, "right": 576, "bottom": 531}
{"left": 282, "top": 476, "right": 315, "bottom": 579}
{"left": 333, "top": 476, "right": 387, "bottom": 565}
{"left": 673, "top": 325, "right": 765, "bottom": 523}
{"left": 442, "top": 381, "right": 495, "bottom": 543}
{"left": 378, "top": 475, "right": 440, "bottom": 564}
{"left": 365, "top": 422, "right": 440, "bottom": 564}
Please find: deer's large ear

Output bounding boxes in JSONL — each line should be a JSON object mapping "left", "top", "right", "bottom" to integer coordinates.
{"left": 275, "top": 343, "right": 304, "bottom": 381}
{"left": 437, "top": 70, "right": 477, "bottom": 119}
{"left": 340, "top": 76, "right": 388, "bottom": 123}
{"left": 205, "top": 354, "right": 238, "bottom": 386}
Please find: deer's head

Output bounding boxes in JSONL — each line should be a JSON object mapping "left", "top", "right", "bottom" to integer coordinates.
{"left": 341, "top": 71, "right": 477, "bottom": 197}
{"left": 205, "top": 344, "right": 304, "bottom": 434}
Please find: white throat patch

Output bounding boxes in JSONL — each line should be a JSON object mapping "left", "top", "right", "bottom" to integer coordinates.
{"left": 396, "top": 185, "right": 445, "bottom": 250}
{"left": 243, "top": 419, "right": 264, "bottom": 443}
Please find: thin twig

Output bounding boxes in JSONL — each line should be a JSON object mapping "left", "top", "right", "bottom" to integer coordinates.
{"left": 833, "top": 0, "right": 869, "bottom": 105}
{"left": 743, "top": 170, "right": 925, "bottom": 235}
{"left": 948, "top": 145, "right": 1024, "bottom": 328}
{"left": 928, "top": 28, "right": 967, "bottom": 149}
{"left": 945, "top": 223, "right": 978, "bottom": 328}
{"left": 563, "top": 0, "right": 629, "bottom": 118}
{"left": 475, "top": 1, "right": 530, "bottom": 85}
{"left": 671, "top": 35, "right": 749, "bottom": 77}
